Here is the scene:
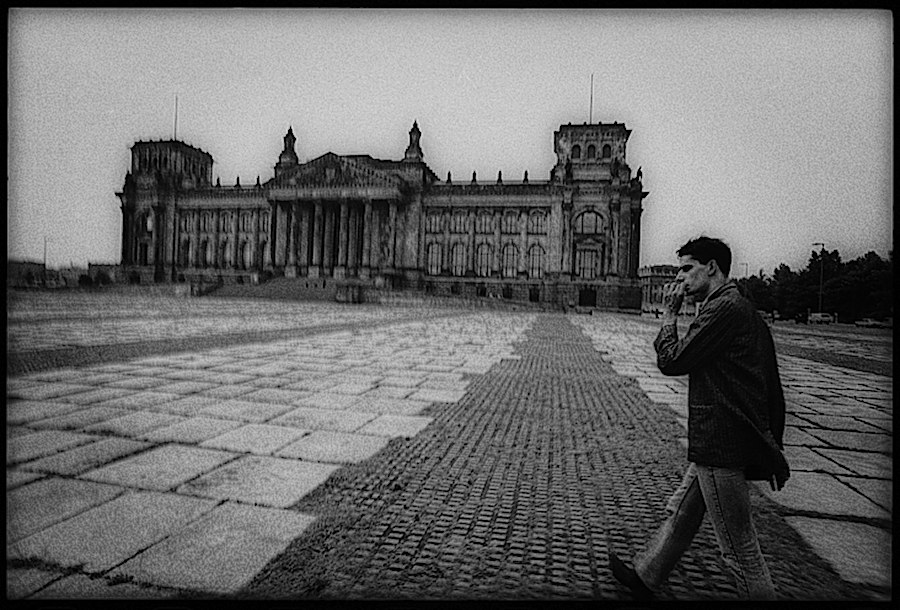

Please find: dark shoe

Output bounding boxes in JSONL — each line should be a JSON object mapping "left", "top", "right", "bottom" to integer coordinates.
{"left": 609, "top": 551, "right": 655, "bottom": 601}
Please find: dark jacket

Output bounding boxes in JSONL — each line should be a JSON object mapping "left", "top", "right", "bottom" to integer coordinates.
{"left": 654, "top": 281, "right": 790, "bottom": 489}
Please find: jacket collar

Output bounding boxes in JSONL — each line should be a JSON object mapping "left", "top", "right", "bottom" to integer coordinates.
{"left": 699, "top": 279, "right": 738, "bottom": 312}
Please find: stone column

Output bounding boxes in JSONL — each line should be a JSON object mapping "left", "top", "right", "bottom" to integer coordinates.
{"left": 283, "top": 203, "right": 296, "bottom": 277}
{"left": 335, "top": 200, "right": 349, "bottom": 279}
{"left": 609, "top": 201, "right": 620, "bottom": 276}
{"left": 191, "top": 211, "right": 199, "bottom": 268}
{"left": 121, "top": 210, "right": 130, "bottom": 264}
{"left": 361, "top": 199, "right": 372, "bottom": 279}
{"left": 442, "top": 210, "right": 451, "bottom": 274}
{"left": 212, "top": 209, "right": 220, "bottom": 268}
{"left": 275, "top": 203, "right": 288, "bottom": 267}
{"left": 467, "top": 209, "right": 476, "bottom": 275}
{"left": 323, "top": 203, "right": 335, "bottom": 273}
{"left": 518, "top": 209, "right": 527, "bottom": 275}
{"left": 310, "top": 201, "right": 323, "bottom": 277}
{"left": 348, "top": 204, "right": 359, "bottom": 275}
{"left": 251, "top": 209, "right": 260, "bottom": 271}
{"left": 387, "top": 201, "right": 397, "bottom": 270}
{"left": 232, "top": 208, "right": 240, "bottom": 269}
{"left": 268, "top": 204, "right": 277, "bottom": 268}
{"left": 298, "top": 203, "right": 310, "bottom": 274}
{"left": 492, "top": 211, "right": 501, "bottom": 276}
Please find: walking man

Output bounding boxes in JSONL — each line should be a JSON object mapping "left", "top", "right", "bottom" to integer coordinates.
{"left": 609, "top": 236, "right": 790, "bottom": 600}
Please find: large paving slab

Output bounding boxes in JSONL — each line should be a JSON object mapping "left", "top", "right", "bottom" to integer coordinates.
{"left": 199, "top": 423, "right": 309, "bottom": 455}
{"left": 6, "top": 429, "right": 100, "bottom": 464}
{"left": 27, "top": 406, "right": 131, "bottom": 432}
{"left": 7, "top": 477, "right": 125, "bottom": 544}
{"left": 79, "top": 444, "right": 238, "bottom": 491}
{"left": 835, "top": 476, "right": 893, "bottom": 512}
{"left": 6, "top": 567, "right": 65, "bottom": 599}
{"left": 18, "top": 437, "right": 152, "bottom": 476}
{"left": 197, "top": 399, "right": 295, "bottom": 422}
{"left": 176, "top": 455, "right": 340, "bottom": 508}
{"left": 784, "top": 517, "right": 891, "bottom": 588}
{"left": 137, "top": 416, "right": 245, "bottom": 444}
{"left": 270, "top": 405, "right": 378, "bottom": 432}
{"left": 83, "top": 411, "right": 185, "bottom": 436}
{"left": 756, "top": 471, "right": 890, "bottom": 520}
{"left": 109, "top": 502, "right": 316, "bottom": 594}
{"left": 26, "top": 573, "right": 173, "bottom": 599}
{"left": 276, "top": 430, "right": 391, "bottom": 464}
{"left": 8, "top": 491, "right": 219, "bottom": 572}
{"left": 6, "top": 399, "right": 90, "bottom": 425}
{"left": 356, "top": 414, "right": 434, "bottom": 437}
{"left": 814, "top": 448, "right": 892, "bottom": 478}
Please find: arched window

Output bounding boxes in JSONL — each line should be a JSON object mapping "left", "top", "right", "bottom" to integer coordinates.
{"left": 261, "top": 212, "right": 270, "bottom": 233}
{"left": 587, "top": 144, "right": 596, "bottom": 159}
{"left": 572, "top": 145, "right": 581, "bottom": 159}
{"left": 476, "top": 243, "right": 492, "bottom": 277}
{"left": 427, "top": 243, "right": 442, "bottom": 275}
{"left": 451, "top": 243, "right": 467, "bottom": 276}
{"left": 528, "top": 245, "right": 544, "bottom": 279}
{"left": 602, "top": 144, "right": 611, "bottom": 159}
{"left": 501, "top": 244, "right": 519, "bottom": 278}
{"left": 574, "top": 211, "right": 604, "bottom": 235}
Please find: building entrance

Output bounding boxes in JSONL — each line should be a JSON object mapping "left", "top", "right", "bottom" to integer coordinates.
{"left": 578, "top": 288, "right": 597, "bottom": 307}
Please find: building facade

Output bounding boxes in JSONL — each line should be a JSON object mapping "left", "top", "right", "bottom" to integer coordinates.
{"left": 639, "top": 264, "right": 698, "bottom": 316}
{"left": 117, "top": 121, "right": 648, "bottom": 309}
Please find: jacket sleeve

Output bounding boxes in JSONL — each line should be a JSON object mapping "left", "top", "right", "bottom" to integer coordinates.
{"left": 654, "top": 298, "right": 741, "bottom": 376}
{"left": 762, "top": 326, "right": 787, "bottom": 448}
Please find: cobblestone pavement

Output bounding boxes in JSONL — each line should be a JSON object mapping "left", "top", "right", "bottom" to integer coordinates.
{"left": 5, "top": 293, "right": 892, "bottom": 601}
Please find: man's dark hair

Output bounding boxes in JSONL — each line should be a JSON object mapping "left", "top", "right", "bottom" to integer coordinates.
{"left": 677, "top": 236, "right": 732, "bottom": 276}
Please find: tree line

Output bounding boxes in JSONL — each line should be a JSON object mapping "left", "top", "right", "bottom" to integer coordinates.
{"left": 735, "top": 249, "right": 893, "bottom": 323}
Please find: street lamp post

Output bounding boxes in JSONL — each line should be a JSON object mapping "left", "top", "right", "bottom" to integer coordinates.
{"left": 812, "top": 242, "right": 825, "bottom": 313}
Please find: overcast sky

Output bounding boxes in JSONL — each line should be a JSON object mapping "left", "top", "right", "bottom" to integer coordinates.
{"left": 7, "top": 8, "right": 893, "bottom": 275}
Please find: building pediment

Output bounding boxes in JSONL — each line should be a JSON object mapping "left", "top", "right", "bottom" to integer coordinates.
{"left": 269, "top": 153, "right": 404, "bottom": 191}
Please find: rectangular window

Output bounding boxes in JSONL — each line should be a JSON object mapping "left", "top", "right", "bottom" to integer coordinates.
{"left": 476, "top": 244, "right": 492, "bottom": 277}
{"left": 577, "top": 250, "right": 597, "bottom": 279}
{"left": 528, "top": 213, "right": 546, "bottom": 234}
{"left": 452, "top": 212, "right": 467, "bottom": 234}
{"left": 427, "top": 244, "right": 442, "bottom": 275}
{"left": 528, "top": 246, "right": 544, "bottom": 279}
{"left": 451, "top": 243, "right": 467, "bottom": 276}
{"left": 502, "top": 212, "right": 518, "bottom": 234}
{"left": 502, "top": 244, "right": 518, "bottom": 278}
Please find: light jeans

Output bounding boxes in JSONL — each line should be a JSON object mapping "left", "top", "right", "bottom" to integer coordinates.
{"left": 632, "top": 462, "right": 776, "bottom": 600}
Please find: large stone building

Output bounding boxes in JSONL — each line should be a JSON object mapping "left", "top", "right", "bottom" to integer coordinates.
{"left": 116, "top": 120, "right": 648, "bottom": 309}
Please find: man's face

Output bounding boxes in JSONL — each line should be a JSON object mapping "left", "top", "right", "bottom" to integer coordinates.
{"left": 675, "top": 255, "right": 713, "bottom": 300}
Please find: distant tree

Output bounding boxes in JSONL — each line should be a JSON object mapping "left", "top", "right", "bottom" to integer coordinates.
{"left": 770, "top": 264, "right": 803, "bottom": 319}
{"left": 736, "top": 272, "right": 775, "bottom": 312}
{"left": 78, "top": 274, "right": 93, "bottom": 288}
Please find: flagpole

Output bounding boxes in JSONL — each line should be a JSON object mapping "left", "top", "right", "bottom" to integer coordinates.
{"left": 589, "top": 73, "right": 594, "bottom": 124}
